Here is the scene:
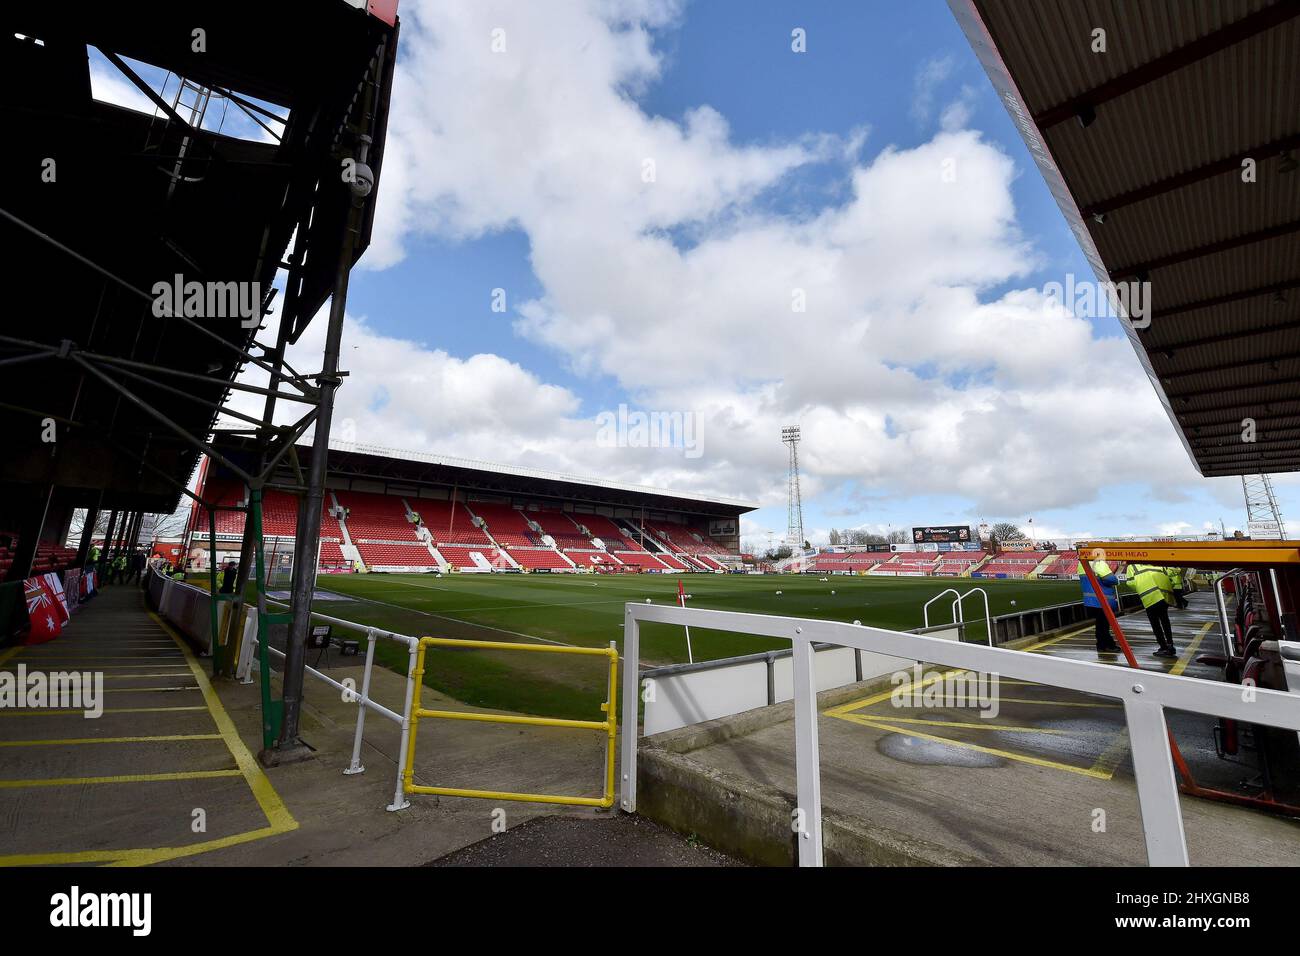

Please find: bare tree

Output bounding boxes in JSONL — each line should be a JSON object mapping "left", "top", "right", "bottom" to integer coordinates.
{"left": 992, "top": 522, "right": 1023, "bottom": 541}
{"left": 65, "top": 509, "right": 111, "bottom": 547}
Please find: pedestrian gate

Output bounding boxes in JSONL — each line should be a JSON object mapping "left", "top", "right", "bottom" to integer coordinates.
{"left": 401, "top": 637, "right": 619, "bottom": 807}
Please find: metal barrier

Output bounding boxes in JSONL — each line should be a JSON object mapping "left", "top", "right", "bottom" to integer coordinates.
{"left": 618, "top": 601, "right": 1300, "bottom": 866}
{"left": 923, "top": 586, "right": 992, "bottom": 644}
{"left": 148, "top": 570, "right": 226, "bottom": 654}
{"left": 246, "top": 601, "right": 421, "bottom": 812}
{"left": 402, "top": 637, "right": 619, "bottom": 807}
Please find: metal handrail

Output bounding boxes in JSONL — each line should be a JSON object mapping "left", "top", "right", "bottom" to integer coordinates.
{"left": 955, "top": 587, "right": 992, "bottom": 646}
{"left": 1213, "top": 569, "right": 1242, "bottom": 659}
{"left": 619, "top": 601, "right": 1300, "bottom": 866}
{"left": 922, "top": 589, "right": 961, "bottom": 629}
{"left": 924, "top": 586, "right": 993, "bottom": 645}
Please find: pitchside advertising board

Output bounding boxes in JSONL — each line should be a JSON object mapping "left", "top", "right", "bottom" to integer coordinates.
{"left": 913, "top": 525, "right": 972, "bottom": 544}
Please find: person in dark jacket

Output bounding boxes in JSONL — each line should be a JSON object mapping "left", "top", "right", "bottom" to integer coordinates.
{"left": 220, "top": 560, "right": 238, "bottom": 594}
{"left": 127, "top": 549, "right": 146, "bottom": 585}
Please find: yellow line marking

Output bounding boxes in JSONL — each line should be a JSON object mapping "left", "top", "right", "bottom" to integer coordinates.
{"left": 1088, "top": 731, "right": 1130, "bottom": 779}
{"left": 824, "top": 668, "right": 964, "bottom": 718}
{"left": 0, "top": 827, "right": 288, "bottom": 868}
{"left": 993, "top": 697, "right": 1121, "bottom": 708}
{"left": 101, "top": 686, "right": 200, "bottom": 693}
{"left": 20, "top": 646, "right": 183, "bottom": 651}
{"left": 0, "top": 734, "right": 222, "bottom": 748}
{"left": 0, "top": 615, "right": 302, "bottom": 867}
{"left": 1020, "top": 627, "right": 1092, "bottom": 652}
{"left": 99, "top": 673, "right": 200, "bottom": 680}
{"left": 1171, "top": 621, "right": 1214, "bottom": 678}
{"left": 1, "top": 664, "right": 189, "bottom": 671}
{"left": 12, "top": 656, "right": 184, "bottom": 662}
{"left": 0, "top": 769, "right": 241, "bottom": 789}
{"left": 825, "top": 627, "right": 1088, "bottom": 719}
{"left": 0, "top": 706, "right": 206, "bottom": 717}
{"left": 148, "top": 610, "right": 298, "bottom": 842}
{"left": 837, "top": 713, "right": 1112, "bottom": 779}
{"left": 841, "top": 714, "right": 1070, "bottom": 734}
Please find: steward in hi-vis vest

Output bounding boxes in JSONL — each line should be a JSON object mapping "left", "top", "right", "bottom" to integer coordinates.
{"left": 1077, "top": 557, "right": 1120, "bottom": 654}
{"left": 1128, "top": 563, "right": 1177, "bottom": 658}
{"left": 1164, "top": 565, "right": 1190, "bottom": 609}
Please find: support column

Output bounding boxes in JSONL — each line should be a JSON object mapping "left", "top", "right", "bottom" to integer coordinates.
{"left": 7, "top": 486, "right": 52, "bottom": 582}
{"left": 274, "top": 198, "right": 360, "bottom": 758}
{"left": 223, "top": 314, "right": 294, "bottom": 679}
{"left": 101, "top": 510, "right": 119, "bottom": 566}
{"left": 75, "top": 505, "right": 100, "bottom": 566}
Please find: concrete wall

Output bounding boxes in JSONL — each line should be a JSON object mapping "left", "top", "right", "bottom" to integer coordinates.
{"left": 643, "top": 628, "right": 955, "bottom": 736}
{"left": 637, "top": 687, "right": 980, "bottom": 867}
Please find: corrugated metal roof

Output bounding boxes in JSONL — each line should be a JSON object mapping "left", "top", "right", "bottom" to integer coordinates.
{"left": 954, "top": 0, "right": 1300, "bottom": 476}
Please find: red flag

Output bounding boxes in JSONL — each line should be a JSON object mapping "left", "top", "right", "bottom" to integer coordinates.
{"left": 677, "top": 579, "right": 686, "bottom": 607}
{"left": 22, "top": 576, "right": 62, "bottom": 644}
{"left": 44, "top": 572, "right": 70, "bottom": 623}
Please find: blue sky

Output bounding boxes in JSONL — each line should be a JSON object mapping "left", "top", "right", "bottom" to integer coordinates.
{"left": 89, "top": 1, "right": 1289, "bottom": 549}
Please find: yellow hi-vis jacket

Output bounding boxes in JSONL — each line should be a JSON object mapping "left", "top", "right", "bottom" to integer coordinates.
{"left": 1165, "top": 566, "right": 1185, "bottom": 589}
{"left": 1128, "top": 564, "right": 1172, "bottom": 609}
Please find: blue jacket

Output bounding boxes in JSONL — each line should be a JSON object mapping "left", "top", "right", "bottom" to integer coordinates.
{"left": 1077, "top": 560, "right": 1118, "bottom": 610}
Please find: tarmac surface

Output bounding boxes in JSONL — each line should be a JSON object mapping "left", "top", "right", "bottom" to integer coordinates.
{"left": 428, "top": 812, "right": 743, "bottom": 866}
{"left": 7, "top": 582, "right": 1297, "bottom": 867}
{"left": 0, "top": 584, "right": 632, "bottom": 866}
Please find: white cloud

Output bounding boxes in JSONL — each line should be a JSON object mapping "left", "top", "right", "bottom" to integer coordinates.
{"left": 910, "top": 56, "right": 954, "bottom": 124}
{"left": 938, "top": 85, "right": 979, "bottom": 131}
{"left": 226, "top": 1, "right": 1217, "bottom": 528}
{"left": 88, "top": 62, "right": 157, "bottom": 114}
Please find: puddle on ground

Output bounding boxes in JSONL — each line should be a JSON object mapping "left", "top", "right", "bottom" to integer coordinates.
{"left": 877, "top": 732, "right": 1003, "bottom": 768}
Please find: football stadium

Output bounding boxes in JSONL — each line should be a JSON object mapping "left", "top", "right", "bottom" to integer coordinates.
{"left": 1, "top": 0, "right": 1299, "bottom": 927}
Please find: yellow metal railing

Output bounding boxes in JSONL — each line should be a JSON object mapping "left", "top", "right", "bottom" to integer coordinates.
{"left": 401, "top": 637, "right": 619, "bottom": 807}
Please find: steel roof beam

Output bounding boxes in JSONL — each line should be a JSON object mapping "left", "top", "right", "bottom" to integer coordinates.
{"left": 1144, "top": 316, "right": 1300, "bottom": 357}
{"left": 1168, "top": 373, "right": 1300, "bottom": 402}
{"left": 1032, "top": 3, "right": 1300, "bottom": 130}
{"left": 1158, "top": 347, "right": 1300, "bottom": 381}
{"left": 1110, "top": 220, "right": 1300, "bottom": 280}
{"left": 1186, "top": 414, "right": 1300, "bottom": 436}
{"left": 1177, "top": 397, "right": 1300, "bottom": 419}
{"left": 1082, "top": 135, "right": 1300, "bottom": 217}
{"left": 1148, "top": 279, "right": 1300, "bottom": 322}
{"left": 1193, "top": 435, "right": 1300, "bottom": 453}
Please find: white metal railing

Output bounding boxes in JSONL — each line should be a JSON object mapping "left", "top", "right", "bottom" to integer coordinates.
{"left": 618, "top": 602, "right": 1300, "bottom": 867}
{"left": 248, "top": 601, "right": 421, "bottom": 812}
{"left": 922, "top": 588, "right": 961, "bottom": 629}
{"left": 1213, "top": 569, "right": 1244, "bottom": 659}
{"left": 923, "top": 586, "right": 991, "bottom": 645}
{"left": 148, "top": 569, "right": 421, "bottom": 813}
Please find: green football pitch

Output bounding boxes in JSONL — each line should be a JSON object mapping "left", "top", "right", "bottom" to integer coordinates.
{"left": 306, "top": 572, "right": 1081, "bottom": 719}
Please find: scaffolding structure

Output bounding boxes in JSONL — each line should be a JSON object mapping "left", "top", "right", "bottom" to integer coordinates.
{"left": 1242, "top": 474, "right": 1287, "bottom": 539}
